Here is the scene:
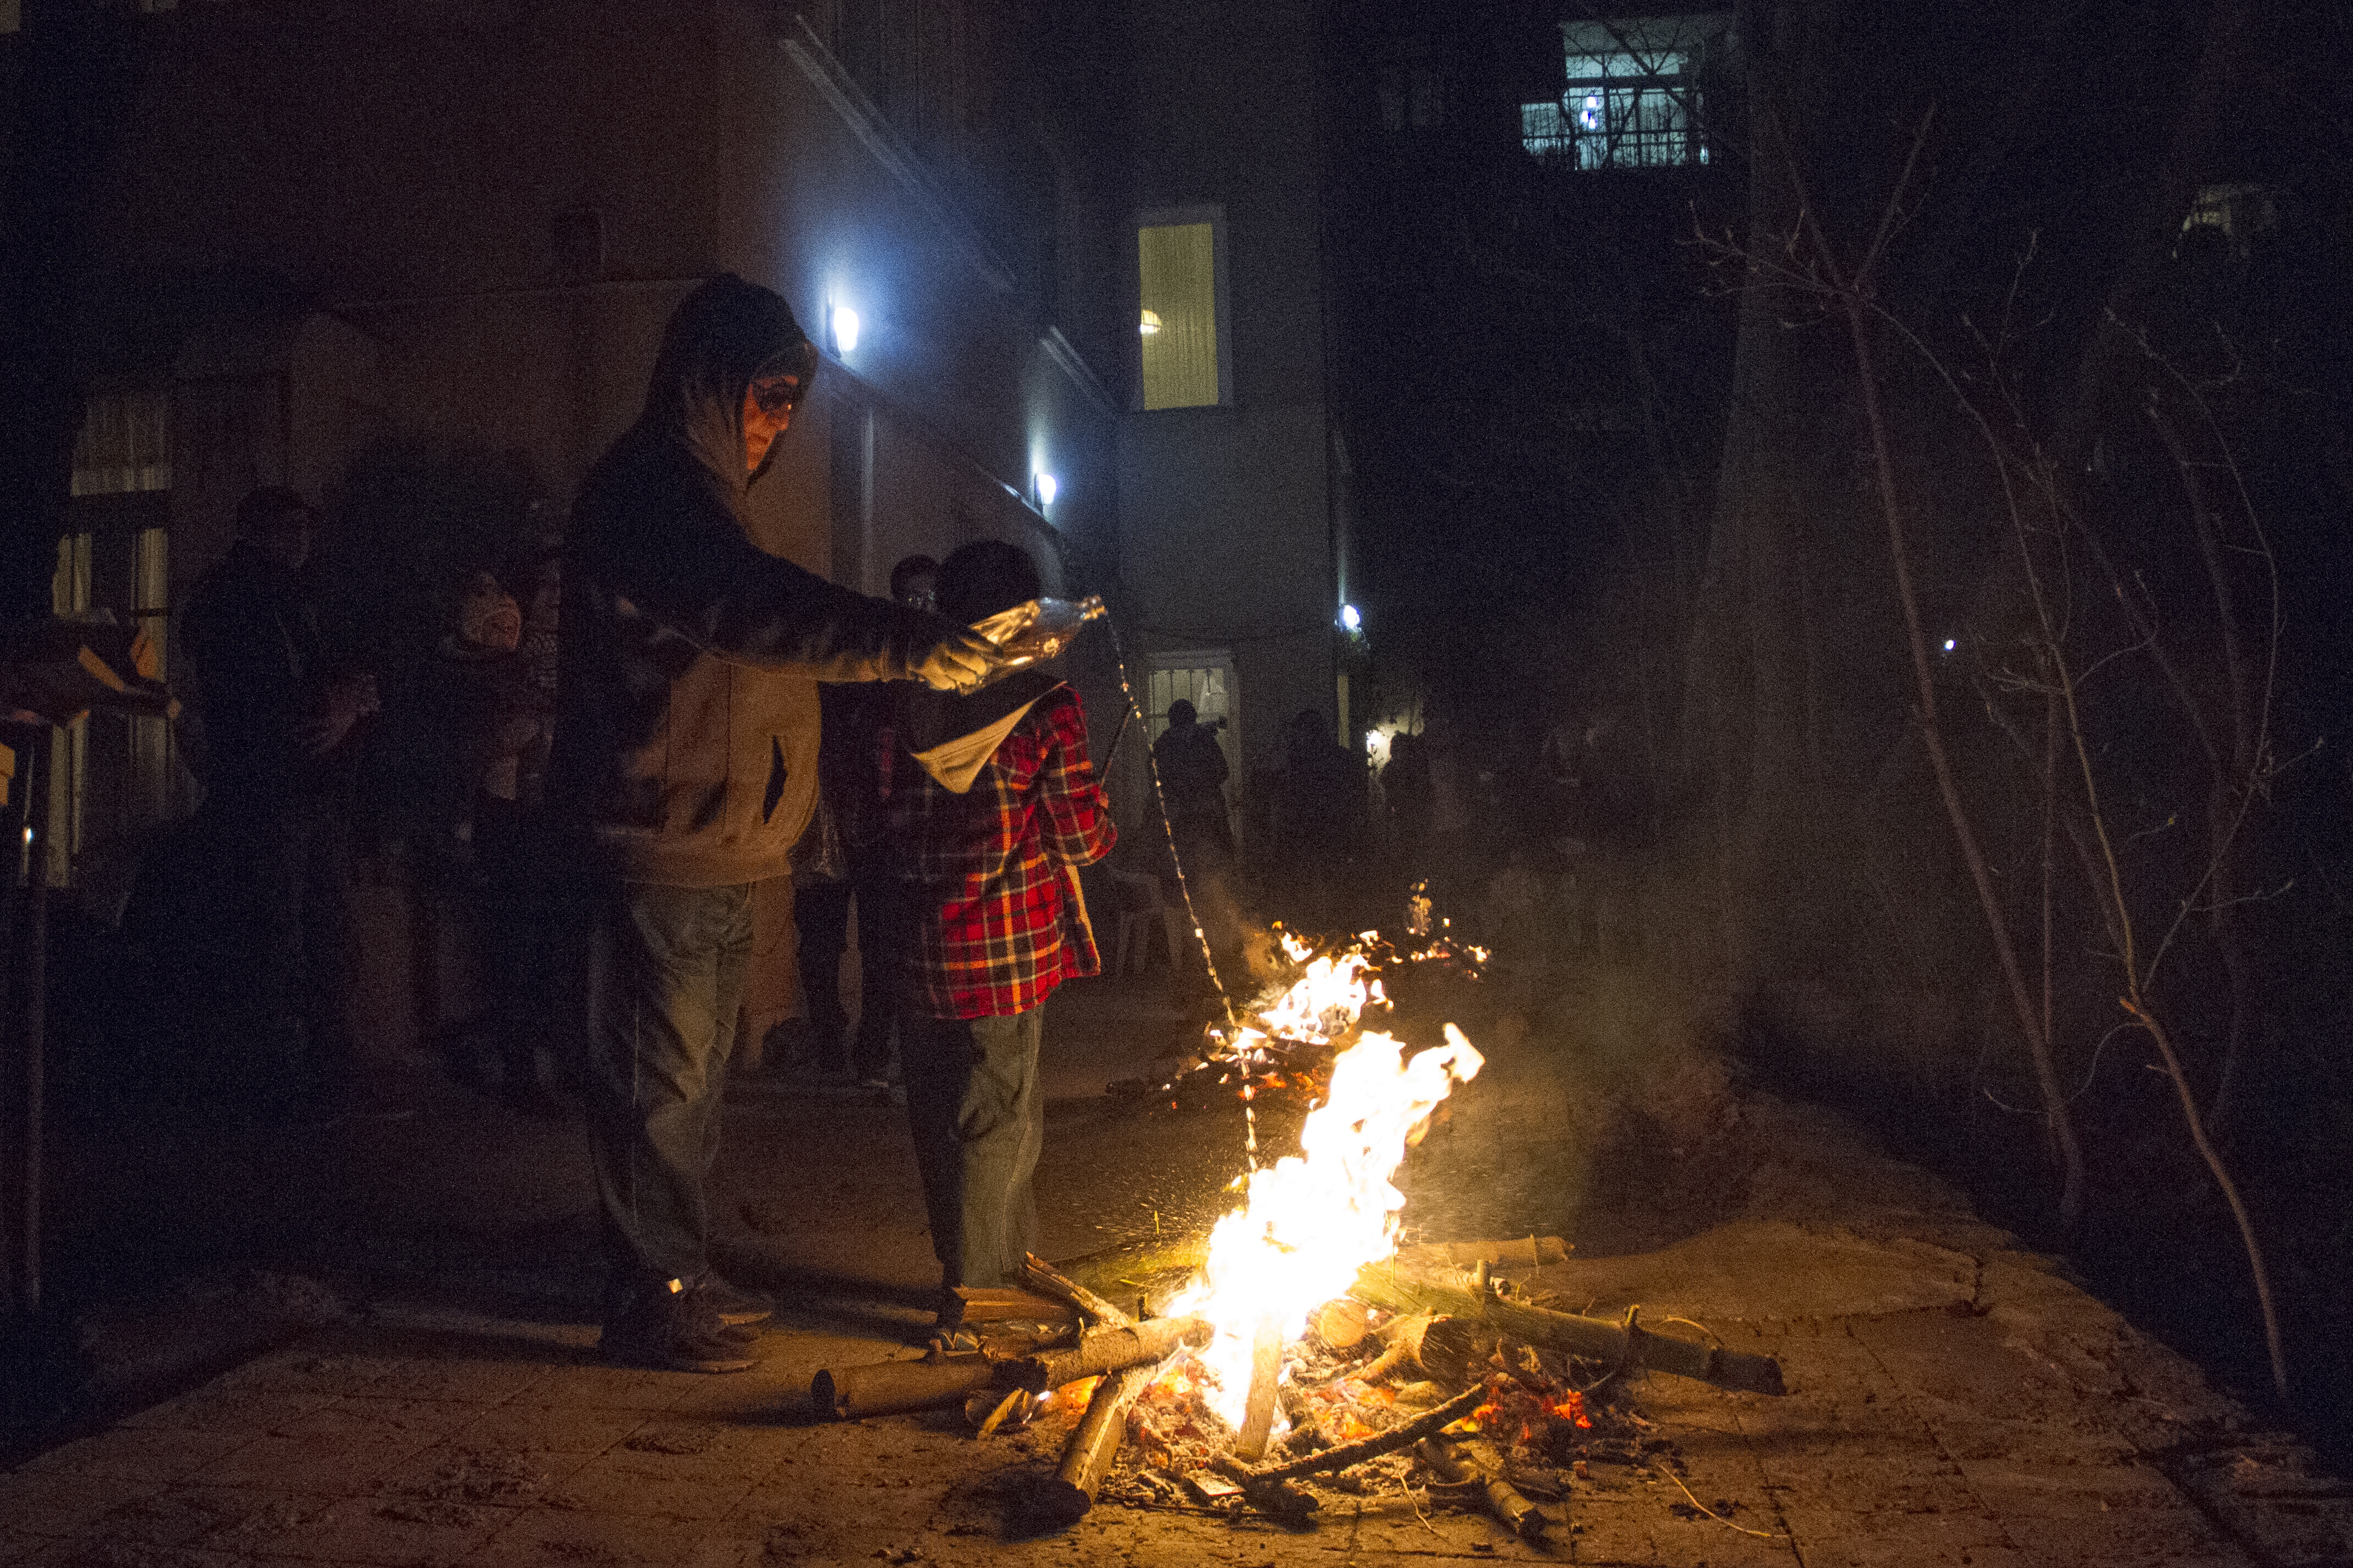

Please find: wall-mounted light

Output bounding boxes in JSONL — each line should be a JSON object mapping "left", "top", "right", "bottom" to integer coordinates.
{"left": 1339, "top": 603, "right": 1362, "bottom": 632}
{"left": 1034, "top": 471, "right": 1059, "bottom": 509}
{"left": 1139, "top": 308, "right": 1163, "bottom": 336}
{"left": 830, "top": 304, "right": 862, "bottom": 355}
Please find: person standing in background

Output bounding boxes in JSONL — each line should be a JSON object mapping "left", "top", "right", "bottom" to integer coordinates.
{"left": 180, "top": 485, "right": 396, "bottom": 1124}
{"left": 786, "top": 553, "right": 939, "bottom": 1090}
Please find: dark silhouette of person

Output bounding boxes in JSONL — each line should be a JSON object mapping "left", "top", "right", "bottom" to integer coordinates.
{"left": 789, "top": 553, "right": 939, "bottom": 1088}
{"left": 179, "top": 485, "right": 391, "bottom": 1123}
{"left": 1152, "top": 696, "right": 1232, "bottom": 876}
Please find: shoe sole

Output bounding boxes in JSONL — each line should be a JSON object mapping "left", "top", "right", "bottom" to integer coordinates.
{"left": 713, "top": 1307, "right": 772, "bottom": 1329}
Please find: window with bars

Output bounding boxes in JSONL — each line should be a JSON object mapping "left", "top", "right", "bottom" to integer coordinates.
{"left": 1522, "top": 15, "right": 1726, "bottom": 171}
{"left": 72, "top": 389, "right": 172, "bottom": 496}
{"left": 1377, "top": 63, "right": 1448, "bottom": 134}
{"left": 50, "top": 391, "right": 180, "bottom": 882}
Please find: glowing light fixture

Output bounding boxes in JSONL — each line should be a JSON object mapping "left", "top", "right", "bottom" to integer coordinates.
{"left": 1139, "top": 308, "right": 1163, "bottom": 336}
{"left": 1340, "top": 604, "right": 1362, "bottom": 632}
{"left": 1034, "top": 471, "right": 1059, "bottom": 509}
{"left": 1942, "top": 637, "right": 1956, "bottom": 653}
{"left": 831, "top": 305, "right": 862, "bottom": 355}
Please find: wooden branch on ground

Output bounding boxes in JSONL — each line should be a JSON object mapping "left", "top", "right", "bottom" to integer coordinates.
{"left": 1348, "top": 1268, "right": 1784, "bottom": 1396}
{"left": 1206, "top": 1453, "right": 1322, "bottom": 1522}
{"left": 953, "top": 1285, "right": 1077, "bottom": 1324}
{"left": 1233, "top": 1318, "right": 1285, "bottom": 1460}
{"left": 1418, "top": 1437, "right": 1546, "bottom": 1540}
{"left": 1005, "top": 1315, "right": 1211, "bottom": 1393}
{"left": 813, "top": 1356, "right": 998, "bottom": 1419}
{"left": 1228, "top": 1383, "right": 1487, "bottom": 1485}
{"left": 1395, "top": 1236, "right": 1570, "bottom": 1271}
{"left": 1033, "top": 1363, "right": 1158, "bottom": 1523}
{"left": 1022, "top": 1253, "right": 1136, "bottom": 1326}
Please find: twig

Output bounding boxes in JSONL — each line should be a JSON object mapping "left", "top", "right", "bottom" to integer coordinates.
{"left": 1401, "top": 1474, "right": 1442, "bottom": 1537}
{"left": 1226, "top": 1384, "right": 1487, "bottom": 1484}
{"left": 1655, "top": 1462, "right": 1777, "bottom": 1541}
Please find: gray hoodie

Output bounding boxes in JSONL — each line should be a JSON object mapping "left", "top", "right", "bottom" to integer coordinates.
{"left": 551, "top": 274, "right": 963, "bottom": 886}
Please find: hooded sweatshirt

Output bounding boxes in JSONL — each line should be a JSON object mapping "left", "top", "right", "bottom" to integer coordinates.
{"left": 551, "top": 274, "right": 961, "bottom": 887}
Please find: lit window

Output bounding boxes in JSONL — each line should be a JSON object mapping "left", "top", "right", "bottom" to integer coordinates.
{"left": 1139, "top": 218, "right": 1223, "bottom": 410}
{"left": 2180, "top": 183, "right": 2276, "bottom": 260}
{"left": 72, "top": 390, "right": 172, "bottom": 496}
{"left": 1522, "top": 15, "right": 1724, "bottom": 170}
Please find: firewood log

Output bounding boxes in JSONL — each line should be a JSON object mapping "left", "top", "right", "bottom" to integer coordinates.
{"left": 812, "top": 1357, "right": 997, "bottom": 1419}
{"left": 1004, "top": 1315, "right": 1212, "bottom": 1393}
{"left": 1347, "top": 1270, "right": 1784, "bottom": 1396}
{"left": 1032, "top": 1363, "right": 1156, "bottom": 1523}
{"left": 1417, "top": 1436, "right": 1546, "bottom": 1539}
{"left": 1394, "top": 1236, "right": 1570, "bottom": 1271}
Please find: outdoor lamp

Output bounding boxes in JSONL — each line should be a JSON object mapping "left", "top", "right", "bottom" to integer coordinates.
{"left": 1340, "top": 604, "right": 1362, "bottom": 632}
{"left": 1035, "top": 471, "right": 1059, "bottom": 509}
{"left": 830, "top": 305, "right": 861, "bottom": 355}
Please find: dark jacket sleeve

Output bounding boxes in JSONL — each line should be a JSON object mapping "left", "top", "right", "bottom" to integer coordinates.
{"left": 585, "top": 451, "right": 962, "bottom": 682}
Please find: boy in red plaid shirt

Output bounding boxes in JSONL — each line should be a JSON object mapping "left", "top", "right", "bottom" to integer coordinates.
{"left": 869, "top": 540, "right": 1115, "bottom": 1312}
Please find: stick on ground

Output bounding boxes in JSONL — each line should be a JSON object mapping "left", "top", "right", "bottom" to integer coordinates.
{"left": 1229, "top": 1382, "right": 1488, "bottom": 1484}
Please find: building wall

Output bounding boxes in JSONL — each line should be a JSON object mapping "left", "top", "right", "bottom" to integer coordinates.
{"left": 1118, "top": 0, "right": 1337, "bottom": 795}
{"left": 21, "top": 0, "right": 1134, "bottom": 1050}
{"left": 64, "top": 0, "right": 1122, "bottom": 588}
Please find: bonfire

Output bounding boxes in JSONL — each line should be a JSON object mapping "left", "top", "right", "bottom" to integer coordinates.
{"left": 811, "top": 924, "right": 1785, "bottom": 1539}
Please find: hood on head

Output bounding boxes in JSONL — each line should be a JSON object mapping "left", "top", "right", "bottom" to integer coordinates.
{"left": 642, "top": 274, "right": 814, "bottom": 491}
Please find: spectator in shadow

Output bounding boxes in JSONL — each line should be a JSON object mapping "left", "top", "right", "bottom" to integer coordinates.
{"left": 179, "top": 485, "right": 401, "bottom": 1125}
{"left": 408, "top": 564, "right": 566, "bottom": 1114}
{"left": 785, "top": 553, "right": 939, "bottom": 1092}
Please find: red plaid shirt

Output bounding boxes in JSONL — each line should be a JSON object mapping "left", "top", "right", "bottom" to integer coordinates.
{"left": 876, "top": 685, "right": 1115, "bottom": 1019}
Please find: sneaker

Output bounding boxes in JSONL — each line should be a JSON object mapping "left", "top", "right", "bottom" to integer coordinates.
{"left": 689, "top": 1270, "right": 775, "bottom": 1329}
{"left": 601, "top": 1278, "right": 759, "bottom": 1373}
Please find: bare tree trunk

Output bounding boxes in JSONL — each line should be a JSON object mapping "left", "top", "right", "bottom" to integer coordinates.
{"left": 1843, "top": 293, "right": 2087, "bottom": 1227}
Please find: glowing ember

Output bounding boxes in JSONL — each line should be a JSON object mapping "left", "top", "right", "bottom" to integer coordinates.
{"left": 1174, "top": 1016, "right": 1483, "bottom": 1433}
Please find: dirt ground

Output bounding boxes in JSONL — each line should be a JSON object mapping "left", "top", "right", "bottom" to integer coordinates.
{"left": 7, "top": 971, "right": 2352, "bottom": 1566}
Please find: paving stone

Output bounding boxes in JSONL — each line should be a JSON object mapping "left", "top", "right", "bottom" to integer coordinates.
{"left": 515, "top": 1360, "right": 693, "bottom": 1413}
{"left": 0, "top": 1529, "right": 55, "bottom": 1567}
{"left": 1959, "top": 1462, "right": 2181, "bottom": 1515}
{"left": 372, "top": 1440, "right": 585, "bottom": 1510}
{"left": 1775, "top": 1503, "right": 2013, "bottom": 1559}
{"left": 15, "top": 1427, "right": 255, "bottom": 1485}
{"left": 217, "top": 1491, "right": 520, "bottom": 1566}
{"left": 181, "top": 1431, "right": 433, "bottom": 1498}
{"left": 116, "top": 1383, "right": 335, "bottom": 1435}
{"left": 473, "top": 1505, "right": 733, "bottom": 1567}
{"left": 59, "top": 1485, "right": 284, "bottom": 1551}
{"left": 265, "top": 1394, "right": 483, "bottom": 1445}
{"left": 437, "top": 1402, "right": 648, "bottom": 1455}
{"left": 0, "top": 1471, "right": 159, "bottom": 1537}
{"left": 15, "top": 1539, "right": 260, "bottom": 1568}
{"left": 542, "top": 1451, "right": 760, "bottom": 1520}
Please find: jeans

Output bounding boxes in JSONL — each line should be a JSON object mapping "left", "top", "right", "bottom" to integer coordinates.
{"left": 900, "top": 1007, "right": 1045, "bottom": 1292}
{"left": 585, "top": 878, "right": 753, "bottom": 1288}
{"left": 791, "top": 876, "right": 853, "bottom": 1061}
{"left": 195, "top": 791, "right": 360, "bottom": 1102}
{"left": 847, "top": 872, "right": 907, "bottom": 1081}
